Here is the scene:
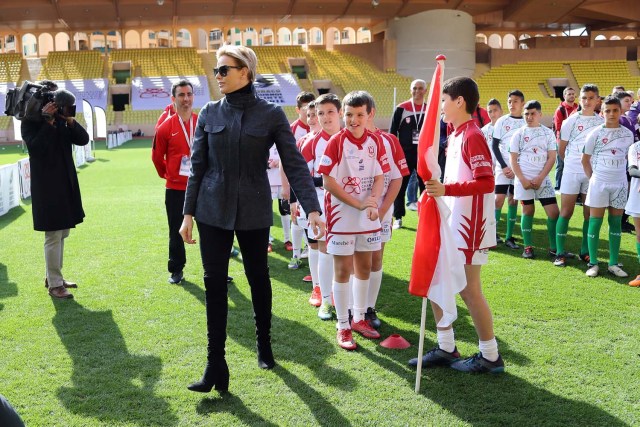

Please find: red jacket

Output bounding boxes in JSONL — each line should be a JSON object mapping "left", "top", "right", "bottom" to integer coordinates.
{"left": 553, "top": 101, "right": 578, "bottom": 139}
{"left": 151, "top": 112, "right": 197, "bottom": 191}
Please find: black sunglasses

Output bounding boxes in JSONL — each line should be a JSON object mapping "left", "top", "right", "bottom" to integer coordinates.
{"left": 213, "top": 65, "right": 244, "bottom": 77}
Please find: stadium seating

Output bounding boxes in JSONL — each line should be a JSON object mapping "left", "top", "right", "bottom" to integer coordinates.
{"left": 0, "top": 53, "right": 22, "bottom": 83}
{"left": 39, "top": 51, "right": 103, "bottom": 80}
{"left": 109, "top": 48, "right": 204, "bottom": 79}
{"left": 571, "top": 60, "right": 640, "bottom": 95}
{"left": 476, "top": 61, "right": 566, "bottom": 116}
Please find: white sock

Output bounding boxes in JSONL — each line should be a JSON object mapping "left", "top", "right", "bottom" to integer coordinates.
{"left": 308, "top": 247, "right": 319, "bottom": 290}
{"left": 281, "top": 214, "right": 291, "bottom": 242}
{"left": 479, "top": 338, "right": 499, "bottom": 362}
{"left": 437, "top": 328, "right": 456, "bottom": 353}
{"left": 318, "top": 251, "right": 334, "bottom": 304}
{"left": 333, "top": 281, "right": 350, "bottom": 329}
{"left": 291, "top": 223, "right": 303, "bottom": 258}
{"left": 348, "top": 274, "right": 354, "bottom": 313}
{"left": 352, "top": 277, "right": 369, "bottom": 322}
{"left": 368, "top": 269, "right": 382, "bottom": 309}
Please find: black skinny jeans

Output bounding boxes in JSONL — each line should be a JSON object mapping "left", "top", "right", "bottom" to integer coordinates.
{"left": 165, "top": 189, "right": 186, "bottom": 274}
{"left": 393, "top": 153, "right": 424, "bottom": 220}
{"left": 197, "top": 222, "right": 272, "bottom": 360}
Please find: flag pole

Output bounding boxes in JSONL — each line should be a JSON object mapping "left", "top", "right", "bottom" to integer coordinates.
{"left": 415, "top": 296, "right": 428, "bottom": 393}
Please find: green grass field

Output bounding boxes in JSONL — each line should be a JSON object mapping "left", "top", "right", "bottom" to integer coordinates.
{"left": 1, "top": 139, "right": 638, "bottom": 426}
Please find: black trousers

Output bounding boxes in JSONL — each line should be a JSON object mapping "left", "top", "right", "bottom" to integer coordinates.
{"left": 197, "top": 222, "right": 272, "bottom": 360}
{"left": 165, "top": 189, "right": 186, "bottom": 274}
{"left": 393, "top": 153, "right": 424, "bottom": 220}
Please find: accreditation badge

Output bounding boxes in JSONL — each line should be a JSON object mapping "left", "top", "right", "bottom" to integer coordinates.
{"left": 179, "top": 155, "right": 191, "bottom": 176}
{"left": 412, "top": 129, "right": 420, "bottom": 144}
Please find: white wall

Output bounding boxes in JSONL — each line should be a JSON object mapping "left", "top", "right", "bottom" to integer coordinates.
{"left": 389, "top": 10, "right": 475, "bottom": 81}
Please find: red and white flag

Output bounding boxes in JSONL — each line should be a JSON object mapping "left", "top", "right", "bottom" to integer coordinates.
{"left": 408, "top": 55, "right": 466, "bottom": 328}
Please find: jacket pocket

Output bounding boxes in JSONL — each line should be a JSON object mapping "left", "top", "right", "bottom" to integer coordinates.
{"left": 204, "top": 124, "right": 225, "bottom": 134}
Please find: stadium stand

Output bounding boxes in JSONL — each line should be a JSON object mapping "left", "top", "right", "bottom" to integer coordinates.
{"left": 38, "top": 50, "right": 103, "bottom": 80}
{"left": 109, "top": 47, "right": 204, "bottom": 79}
{"left": 0, "top": 53, "right": 21, "bottom": 83}
{"left": 571, "top": 60, "right": 640, "bottom": 95}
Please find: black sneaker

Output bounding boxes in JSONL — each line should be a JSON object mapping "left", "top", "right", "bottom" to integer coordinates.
{"left": 227, "top": 276, "right": 234, "bottom": 283}
{"left": 549, "top": 250, "right": 576, "bottom": 259}
{"left": 450, "top": 352, "right": 505, "bottom": 374}
{"left": 522, "top": 246, "right": 534, "bottom": 259}
{"left": 408, "top": 347, "right": 461, "bottom": 368}
{"left": 496, "top": 234, "right": 504, "bottom": 244}
{"left": 621, "top": 221, "right": 635, "bottom": 234}
{"left": 553, "top": 255, "right": 566, "bottom": 267}
{"left": 364, "top": 307, "right": 381, "bottom": 329}
{"left": 579, "top": 253, "right": 590, "bottom": 264}
{"left": 168, "top": 271, "right": 184, "bottom": 284}
{"left": 504, "top": 237, "right": 520, "bottom": 249}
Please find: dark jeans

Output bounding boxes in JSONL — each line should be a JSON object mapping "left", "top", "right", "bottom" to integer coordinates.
{"left": 393, "top": 153, "right": 424, "bottom": 220}
{"left": 165, "top": 189, "right": 186, "bottom": 274}
{"left": 197, "top": 222, "right": 272, "bottom": 360}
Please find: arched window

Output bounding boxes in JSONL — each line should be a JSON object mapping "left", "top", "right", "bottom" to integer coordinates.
{"left": 503, "top": 34, "right": 517, "bottom": 49}
{"left": 488, "top": 34, "right": 502, "bottom": 49}
{"left": 476, "top": 33, "right": 487, "bottom": 44}
{"left": 22, "top": 34, "right": 37, "bottom": 56}
{"left": 38, "top": 33, "right": 54, "bottom": 55}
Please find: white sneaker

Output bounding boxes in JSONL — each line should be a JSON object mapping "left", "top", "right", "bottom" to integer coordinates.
{"left": 392, "top": 218, "right": 402, "bottom": 230}
{"left": 318, "top": 302, "right": 334, "bottom": 320}
{"left": 407, "top": 202, "right": 418, "bottom": 211}
{"left": 300, "top": 245, "right": 309, "bottom": 259}
{"left": 586, "top": 264, "right": 599, "bottom": 277}
{"left": 607, "top": 265, "right": 628, "bottom": 277}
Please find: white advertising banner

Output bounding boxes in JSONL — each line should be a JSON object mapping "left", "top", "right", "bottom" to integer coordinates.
{"left": 1, "top": 82, "right": 16, "bottom": 116}
{"left": 131, "top": 76, "right": 210, "bottom": 110}
{"left": 17, "top": 158, "right": 31, "bottom": 199}
{"left": 82, "top": 100, "right": 95, "bottom": 142}
{"left": 74, "top": 145, "right": 86, "bottom": 167}
{"left": 253, "top": 74, "right": 301, "bottom": 106}
{"left": 0, "top": 163, "right": 20, "bottom": 216}
{"left": 13, "top": 117, "right": 22, "bottom": 141}
{"left": 95, "top": 106, "right": 107, "bottom": 138}
{"left": 55, "top": 79, "right": 108, "bottom": 113}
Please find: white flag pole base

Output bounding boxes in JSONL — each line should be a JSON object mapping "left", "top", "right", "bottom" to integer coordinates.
{"left": 415, "top": 296, "right": 429, "bottom": 393}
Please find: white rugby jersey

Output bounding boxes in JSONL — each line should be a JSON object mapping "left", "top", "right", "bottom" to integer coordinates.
{"left": 317, "top": 128, "right": 390, "bottom": 235}
{"left": 444, "top": 121, "right": 497, "bottom": 253}
{"left": 583, "top": 125, "right": 634, "bottom": 184}
{"left": 267, "top": 146, "right": 281, "bottom": 186}
{"left": 290, "top": 119, "right": 310, "bottom": 142}
{"left": 509, "top": 125, "right": 556, "bottom": 179}
{"left": 301, "top": 129, "right": 332, "bottom": 198}
{"left": 626, "top": 142, "right": 640, "bottom": 213}
{"left": 492, "top": 115, "right": 525, "bottom": 171}
{"left": 560, "top": 112, "right": 603, "bottom": 174}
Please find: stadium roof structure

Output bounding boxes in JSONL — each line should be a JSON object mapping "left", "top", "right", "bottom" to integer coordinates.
{"left": 0, "top": 0, "right": 638, "bottom": 34}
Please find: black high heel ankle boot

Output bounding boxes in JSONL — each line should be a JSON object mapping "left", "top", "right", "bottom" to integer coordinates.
{"left": 257, "top": 341, "right": 275, "bottom": 369}
{"left": 187, "top": 359, "right": 229, "bottom": 393}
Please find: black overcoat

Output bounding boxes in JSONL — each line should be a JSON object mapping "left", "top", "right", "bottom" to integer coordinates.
{"left": 21, "top": 117, "right": 89, "bottom": 231}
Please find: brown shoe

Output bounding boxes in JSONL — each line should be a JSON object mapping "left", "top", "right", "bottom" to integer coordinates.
{"left": 45, "top": 278, "right": 78, "bottom": 289}
{"left": 48, "top": 286, "right": 74, "bottom": 299}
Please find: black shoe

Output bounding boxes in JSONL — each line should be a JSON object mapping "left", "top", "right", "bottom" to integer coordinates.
{"left": 227, "top": 276, "right": 233, "bottom": 283}
{"left": 504, "top": 237, "right": 520, "bottom": 249}
{"left": 579, "top": 253, "right": 590, "bottom": 264}
{"left": 576, "top": 194, "right": 583, "bottom": 206}
{"left": 364, "top": 307, "right": 381, "bottom": 329}
{"left": 257, "top": 341, "right": 275, "bottom": 369}
{"left": 168, "top": 271, "right": 184, "bottom": 284}
{"left": 548, "top": 250, "right": 575, "bottom": 259}
{"left": 450, "top": 352, "right": 504, "bottom": 374}
{"left": 408, "top": 347, "right": 461, "bottom": 368}
{"left": 522, "top": 246, "right": 534, "bottom": 259}
{"left": 187, "top": 359, "right": 229, "bottom": 393}
{"left": 496, "top": 234, "right": 504, "bottom": 244}
{"left": 622, "top": 221, "right": 635, "bottom": 234}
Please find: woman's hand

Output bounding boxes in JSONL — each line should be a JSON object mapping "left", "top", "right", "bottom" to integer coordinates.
{"left": 179, "top": 215, "right": 196, "bottom": 244}
{"left": 425, "top": 180, "right": 445, "bottom": 197}
{"left": 307, "top": 211, "right": 326, "bottom": 239}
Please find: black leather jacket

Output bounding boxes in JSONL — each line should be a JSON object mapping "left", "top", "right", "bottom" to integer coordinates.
{"left": 184, "top": 84, "right": 321, "bottom": 230}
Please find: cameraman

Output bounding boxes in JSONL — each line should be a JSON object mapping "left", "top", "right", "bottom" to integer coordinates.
{"left": 21, "top": 82, "right": 89, "bottom": 299}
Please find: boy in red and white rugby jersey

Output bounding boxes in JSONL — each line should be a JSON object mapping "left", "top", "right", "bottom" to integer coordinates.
{"left": 410, "top": 77, "right": 504, "bottom": 373}
{"left": 365, "top": 98, "right": 409, "bottom": 329}
{"left": 300, "top": 94, "right": 343, "bottom": 321}
{"left": 318, "top": 91, "right": 390, "bottom": 350}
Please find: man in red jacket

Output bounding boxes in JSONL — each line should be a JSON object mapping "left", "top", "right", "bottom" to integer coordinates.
{"left": 152, "top": 80, "right": 198, "bottom": 284}
{"left": 553, "top": 87, "right": 578, "bottom": 191}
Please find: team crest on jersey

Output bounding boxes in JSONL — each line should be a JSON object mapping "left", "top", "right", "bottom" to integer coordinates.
{"left": 406, "top": 117, "right": 411, "bottom": 123}
{"left": 578, "top": 125, "right": 583, "bottom": 131}
{"left": 505, "top": 126, "right": 510, "bottom": 131}
{"left": 524, "top": 137, "right": 529, "bottom": 142}
{"left": 342, "top": 176, "right": 361, "bottom": 194}
{"left": 602, "top": 138, "right": 609, "bottom": 144}
{"left": 320, "top": 155, "right": 332, "bottom": 166}
{"left": 367, "top": 145, "right": 375, "bottom": 158}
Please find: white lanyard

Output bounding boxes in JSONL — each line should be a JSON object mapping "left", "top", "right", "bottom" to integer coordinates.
{"left": 178, "top": 115, "right": 194, "bottom": 153}
{"left": 411, "top": 99, "right": 426, "bottom": 131}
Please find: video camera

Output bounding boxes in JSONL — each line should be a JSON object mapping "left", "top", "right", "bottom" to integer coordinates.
{"left": 4, "top": 80, "right": 76, "bottom": 121}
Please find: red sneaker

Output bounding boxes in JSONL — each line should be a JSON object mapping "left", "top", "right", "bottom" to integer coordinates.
{"left": 351, "top": 319, "right": 381, "bottom": 339}
{"left": 284, "top": 241, "right": 293, "bottom": 251}
{"left": 302, "top": 275, "right": 312, "bottom": 282}
{"left": 336, "top": 328, "right": 357, "bottom": 350}
{"left": 308, "top": 286, "right": 321, "bottom": 307}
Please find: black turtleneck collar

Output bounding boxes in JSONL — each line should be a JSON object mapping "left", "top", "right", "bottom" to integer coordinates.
{"left": 225, "top": 82, "right": 258, "bottom": 108}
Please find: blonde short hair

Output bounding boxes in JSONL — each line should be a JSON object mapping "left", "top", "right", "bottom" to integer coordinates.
{"left": 217, "top": 45, "right": 258, "bottom": 82}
